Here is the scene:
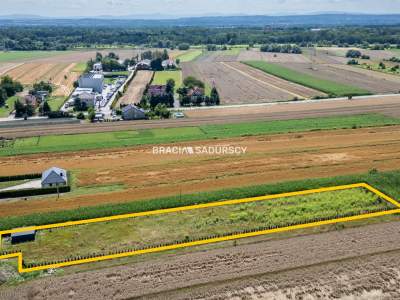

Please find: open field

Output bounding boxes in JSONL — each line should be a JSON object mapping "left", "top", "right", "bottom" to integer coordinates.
{"left": 0, "top": 51, "right": 72, "bottom": 63}
{"left": 5, "top": 63, "right": 82, "bottom": 96}
{"left": 244, "top": 61, "right": 370, "bottom": 96}
{"left": 238, "top": 49, "right": 311, "bottom": 63}
{"left": 152, "top": 70, "right": 182, "bottom": 86}
{"left": 1, "top": 123, "right": 400, "bottom": 220}
{"left": 176, "top": 50, "right": 203, "bottom": 62}
{"left": 115, "top": 70, "right": 153, "bottom": 107}
{"left": 1, "top": 186, "right": 395, "bottom": 266}
{"left": 2, "top": 208, "right": 400, "bottom": 299}
{"left": 0, "top": 114, "right": 398, "bottom": 156}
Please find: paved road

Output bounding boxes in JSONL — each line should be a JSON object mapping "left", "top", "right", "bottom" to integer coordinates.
{"left": 1, "top": 95, "right": 400, "bottom": 139}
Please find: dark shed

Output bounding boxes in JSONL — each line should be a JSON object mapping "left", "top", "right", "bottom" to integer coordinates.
{"left": 11, "top": 230, "right": 36, "bottom": 244}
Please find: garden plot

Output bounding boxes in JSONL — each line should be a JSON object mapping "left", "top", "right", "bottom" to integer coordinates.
{"left": 1, "top": 186, "right": 396, "bottom": 268}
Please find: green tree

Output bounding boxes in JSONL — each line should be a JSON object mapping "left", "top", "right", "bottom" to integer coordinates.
{"left": 161, "top": 49, "right": 169, "bottom": 60}
{"left": 39, "top": 101, "right": 51, "bottom": 116}
{"left": 210, "top": 87, "right": 220, "bottom": 105}
{"left": 150, "top": 58, "right": 163, "bottom": 71}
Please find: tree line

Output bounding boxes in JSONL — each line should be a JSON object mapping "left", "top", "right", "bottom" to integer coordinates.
{"left": 1, "top": 26, "right": 400, "bottom": 51}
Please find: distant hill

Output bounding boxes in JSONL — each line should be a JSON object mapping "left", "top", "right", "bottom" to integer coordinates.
{"left": 0, "top": 14, "right": 400, "bottom": 27}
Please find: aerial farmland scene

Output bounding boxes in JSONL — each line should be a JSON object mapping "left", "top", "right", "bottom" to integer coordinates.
{"left": 1, "top": 1, "right": 400, "bottom": 299}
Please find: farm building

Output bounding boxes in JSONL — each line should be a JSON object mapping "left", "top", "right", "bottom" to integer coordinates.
{"left": 41, "top": 167, "right": 68, "bottom": 188}
{"left": 11, "top": 230, "right": 36, "bottom": 244}
{"left": 122, "top": 104, "right": 146, "bottom": 120}
{"left": 136, "top": 60, "right": 151, "bottom": 70}
{"left": 24, "top": 95, "right": 38, "bottom": 107}
{"left": 78, "top": 73, "right": 104, "bottom": 93}
{"left": 76, "top": 91, "right": 98, "bottom": 107}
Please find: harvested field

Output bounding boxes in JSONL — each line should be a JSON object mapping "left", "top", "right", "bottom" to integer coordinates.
{"left": 1, "top": 125, "right": 400, "bottom": 218}
{"left": 317, "top": 47, "right": 396, "bottom": 61}
{"left": 181, "top": 61, "right": 316, "bottom": 104}
{"left": 238, "top": 49, "right": 311, "bottom": 63}
{"left": 116, "top": 70, "right": 154, "bottom": 106}
{"left": 2, "top": 220, "right": 400, "bottom": 299}
{"left": 0, "top": 63, "right": 22, "bottom": 76}
{"left": 225, "top": 62, "right": 325, "bottom": 98}
{"left": 278, "top": 62, "right": 400, "bottom": 94}
{"left": 5, "top": 63, "right": 82, "bottom": 96}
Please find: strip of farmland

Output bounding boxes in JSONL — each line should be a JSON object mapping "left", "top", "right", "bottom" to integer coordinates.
{"left": 116, "top": 70, "right": 154, "bottom": 106}
{"left": 1, "top": 187, "right": 394, "bottom": 266}
{"left": 243, "top": 61, "right": 370, "bottom": 96}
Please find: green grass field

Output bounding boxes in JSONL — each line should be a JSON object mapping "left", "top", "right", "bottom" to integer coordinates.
{"left": 0, "top": 51, "right": 71, "bottom": 63}
{"left": 243, "top": 61, "right": 371, "bottom": 97}
{"left": 72, "top": 62, "right": 87, "bottom": 72}
{"left": 176, "top": 50, "right": 203, "bottom": 62}
{"left": 1, "top": 114, "right": 399, "bottom": 157}
{"left": 2, "top": 187, "right": 393, "bottom": 265}
{"left": 47, "top": 97, "right": 67, "bottom": 111}
{"left": 0, "top": 96, "right": 19, "bottom": 118}
{"left": 152, "top": 70, "right": 182, "bottom": 87}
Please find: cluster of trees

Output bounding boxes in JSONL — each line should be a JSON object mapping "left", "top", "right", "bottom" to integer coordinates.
{"left": 2, "top": 26, "right": 400, "bottom": 51}
{"left": 87, "top": 52, "right": 126, "bottom": 72}
{"left": 0, "top": 76, "right": 23, "bottom": 107}
{"left": 345, "top": 49, "right": 370, "bottom": 59}
{"left": 260, "top": 44, "right": 302, "bottom": 54}
{"left": 140, "top": 49, "right": 170, "bottom": 71}
{"left": 177, "top": 77, "right": 220, "bottom": 107}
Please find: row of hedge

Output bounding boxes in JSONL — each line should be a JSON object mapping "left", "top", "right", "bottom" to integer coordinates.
{"left": 0, "top": 173, "right": 41, "bottom": 182}
{"left": 1, "top": 170, "right": 400, "bottom": 231}
{"left": 22, "top": 206, "right": 396, "bottom": 268}
{"left": 0, "top": 186, "right": 71, "bottom": 200}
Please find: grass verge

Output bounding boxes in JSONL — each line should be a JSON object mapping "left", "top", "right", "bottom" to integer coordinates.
{"left": 152, "top": 70, "right": 182, "bottom": 87}
{"left": 1, "top": 113, "right": 399, "bottom": 157}
{"left": 243, "top": 60, "right": 371, "bottom": 97}
{"left": 1, "top": 169, "right": 400, "bottom": 231}
{"left": 0, "top": 96, "right": 19, "bottom": 118}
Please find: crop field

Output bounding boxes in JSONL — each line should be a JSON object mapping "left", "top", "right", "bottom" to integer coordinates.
{"left": 116, "top": 70, "right": 154, "bottom": 107}
{"left": 243, "top": 61, "right": 370, "bottom": 96}
{"left": 5, "top": 63, "right": 83, "bottom": 96}
{"left": 152, "top": 70, "right": 182, "bottom": 87}
{"left": 0, "top": 114, "right": 398, "bottom": 157}
{"left": 1, "top": 185, "right": 398, "bottom": 270}
{"left": 0, "top": 51, "right": 72, "bottom": 63}
{"left": 238, "top": 50, "right": 311, "bottom": 63}
{"left": 176, "top": 50, "right": 203, "bottom": 62}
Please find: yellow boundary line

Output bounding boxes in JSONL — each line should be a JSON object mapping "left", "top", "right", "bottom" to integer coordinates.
{"left": 1, "top": 183, "right": 399, "bottom": 273}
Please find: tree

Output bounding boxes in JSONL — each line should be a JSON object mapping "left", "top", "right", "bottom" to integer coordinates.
{"left": 107, "top": 52, "right": 119, "bottom": 60}
{"left": 150, "top": 58, "right": 163, "bottom": 71}
{"left": 39, "top": 101, "right": 51, "bottom": 116}
{"left": 0, "top": 88, "right": 7, "bottom": 107}
{"left": 33, "top": 81, "right": 53, "bottom": 94}
{"left": 210, "top": 87, "right": 220, "bottom": 105}
{"left": 379, "top": 62, "right": 386, "bottom": 69}
{"left": 178, "top": 43, "right": 190, "bottom": 50}
{"left": 176, "top": 58, "right": 181, "bottom": 65}
{"left": 95, "top": 52, "right": 103, "bottom": 62}
{"left": 0, "top": 75, "right": 23, "bottom": 97}
{"left": 166, "top": 79, "right": 175, "bottom": 94}
{"left": 76, "top": 112, "right": 85, "bottom": 120}
{"left": 161, "top": 49, "right": 169, "bottom": 60}
{"left": 88, "top": 107, "right": 96, "bottom": 122}
{"left": 183, "top": 76, "right": 205, "bottom": 89}
{"left": 141, "top": 51, "right": 153, "bottom": 60}
{"left": 346, "top": 49, "right": 362, "bottom": 58}
{"left": 14, "top": 99, "right": 34, "bottom": 118}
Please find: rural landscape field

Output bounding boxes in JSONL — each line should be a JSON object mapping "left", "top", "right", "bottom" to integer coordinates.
{"left": 1, "top": 1, "right": 400, "bottom": 299}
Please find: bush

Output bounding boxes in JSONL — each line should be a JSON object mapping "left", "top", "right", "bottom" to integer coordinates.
{"left": 178, "top": 43, "right": 190, "bottom": 50}
{"left": 0, "top": 173, "right": 41, "bottom": 182}
{"left": 48, "top": 111, "right": 72, "bottom": 119}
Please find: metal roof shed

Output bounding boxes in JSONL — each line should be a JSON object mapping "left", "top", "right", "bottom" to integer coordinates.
{"left": 11, "top": 230, "right": 36, "bottom": 244}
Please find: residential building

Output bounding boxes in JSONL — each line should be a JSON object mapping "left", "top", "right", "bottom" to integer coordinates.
{"left": 148, "top": 85, "right": 167, "bottom": 97}
{"left": 136, "top": 60, "right": 151, "bottom": 70}
{"left": 24, "top": 95, "right": 38, "bottom": 107}
{"left": 122, "top": 104, "right": 146, "bottom": 120}
{"left": 93, "top": 62, "right": 103, "bottom": 72}
{"left": 41, "top": 167, "right": 68, "bottom": 188}
{"left": 78, "top": 73, "right": 104, "bottom": 93}
{"left": 162, "top": 59, "right": 176, "bottom": 69}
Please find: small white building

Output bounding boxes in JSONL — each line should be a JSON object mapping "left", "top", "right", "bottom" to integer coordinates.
{"left": 93, "top": 62, "right": 103, "bottom": 72}
{"left": 122, "top": 105, "right": 146, "bottom": 120}
{"left": 41, "top": 167, "right": 68, "bottom": 188}
{"left": 78, "top": 73, "right": 104, "bottom": 93}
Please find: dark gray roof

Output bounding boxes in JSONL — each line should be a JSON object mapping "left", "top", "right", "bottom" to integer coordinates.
{"left": 41, "top": 167, "right": 67, "bottom": 184}
{"left": 11, "top": 230, "right": 36, "bottom": 237}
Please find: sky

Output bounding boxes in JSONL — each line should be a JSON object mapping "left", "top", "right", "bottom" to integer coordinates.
{"left": 2, "top": 0, "right": 400, "bottom": 18}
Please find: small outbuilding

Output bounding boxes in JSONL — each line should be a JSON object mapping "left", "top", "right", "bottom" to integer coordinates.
{"left": 41, "top": 167, "right": 68, "bottom": 188}
{"left": 11, "top": 230, "right": 36, "bottom": 244}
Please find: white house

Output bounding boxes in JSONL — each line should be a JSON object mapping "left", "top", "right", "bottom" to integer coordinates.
{"left": 93, "top": 62, "right": 103, "bottom": 72}
{"left": 78, "top": 73, "right": 104, "bottom": 93}
{"left": 41, "top": 167, "right": 68, "bottom": 188}
{"left": 122, "top": 104, "right": 146, "bottom": 120}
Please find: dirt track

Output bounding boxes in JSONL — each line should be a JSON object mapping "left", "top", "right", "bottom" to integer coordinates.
{"left": 2, "top": 220, "right": 400, "bottom": 299}
{"left": 1, "top": 125, "right": 400, "bottom": 217}
{"left": 1, "top": 95, "right": 400, "bottom": 139}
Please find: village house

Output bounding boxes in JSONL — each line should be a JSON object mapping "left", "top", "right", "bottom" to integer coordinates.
{"left": 122, "top": 104, "right": 146, "bottom": 120}
{"left": 136, "top": 59, "right": 151, "bottom": 70}
{"left": 24, "top": 94, "right": 38, "bottom": 107}
{"left": 148, "top": 85, "right": 167, "bottom": 97}
{"left": 162, "top": 59, "right": 176, "bottom": 69}
{"left": 41, "top": 167, "right": 68, "bottom": 188}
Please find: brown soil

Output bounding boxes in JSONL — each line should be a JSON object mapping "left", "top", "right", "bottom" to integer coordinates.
{"left": 1, "top": 126, "right": 400, "bottom": 218}
{"left": 2, "top": 220, "right": 400, "bottom": 300}
{"left": 117, "top": 70, "right": 154, "bottom": 106}
{"left": 182, "top": 61, "right": 310, "bottom": 104}
{"left": 0, "top": 63, "right": 22, "bottom": 76}
{"left": 238, "top": 49, "right": 311, "bottom": 63}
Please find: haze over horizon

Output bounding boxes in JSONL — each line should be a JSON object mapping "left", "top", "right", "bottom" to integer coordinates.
{"left": 2, "top": 0, "right": 400, "bottom": 18}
